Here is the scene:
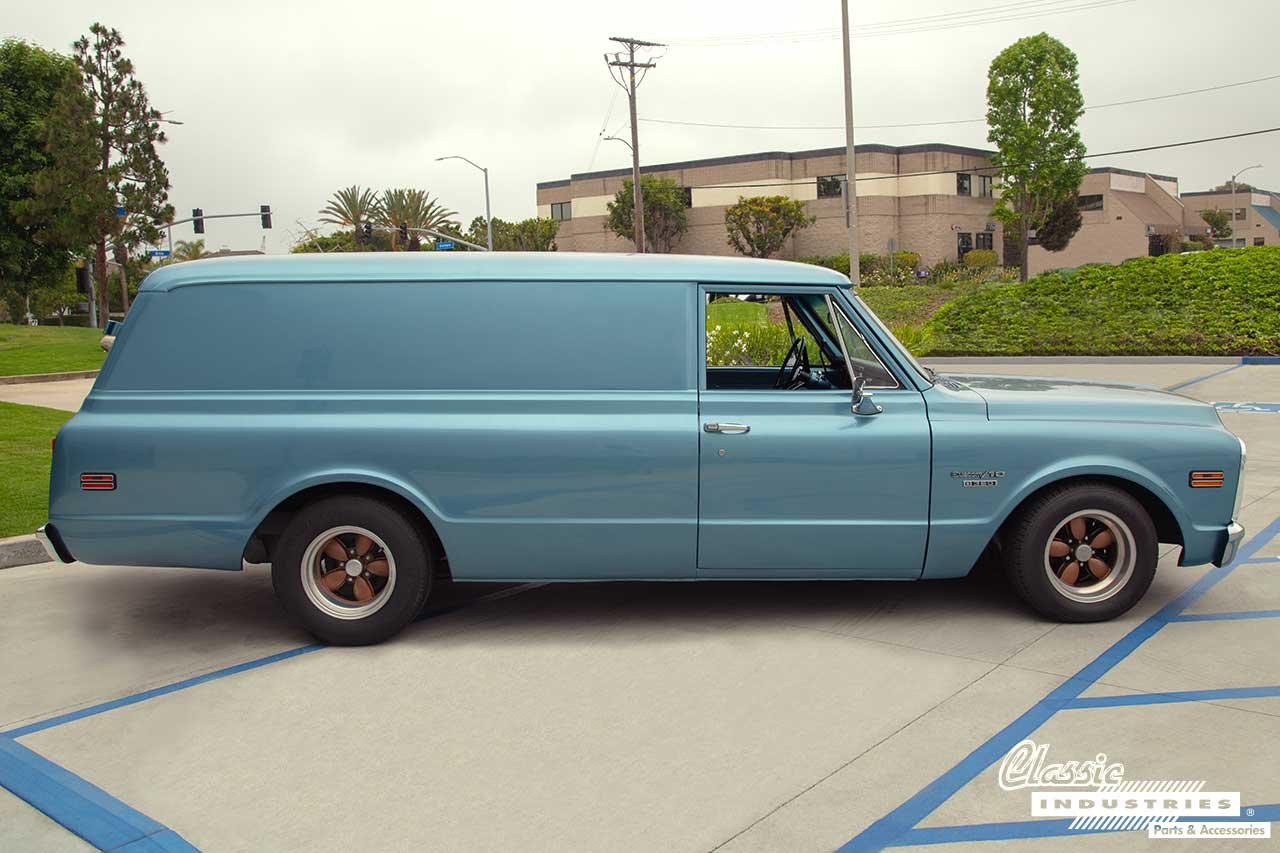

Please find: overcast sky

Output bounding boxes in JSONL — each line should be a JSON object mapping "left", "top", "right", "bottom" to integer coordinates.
{"left": 8, "top": 0, "right": 1279, "bottom": 254}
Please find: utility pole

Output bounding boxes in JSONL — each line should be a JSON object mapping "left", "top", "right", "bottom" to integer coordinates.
{"left": 840, "top": 0, "right": 861, "bottom": 285}
{"left": 606, "top": 36, "right": 663, "bottom": 254}
{"left": 1229, "top": 163, "right": 1262, "bottom": 247}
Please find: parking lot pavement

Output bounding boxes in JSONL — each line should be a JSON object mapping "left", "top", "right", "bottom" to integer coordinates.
{"left": 0, "top": 377, "right": 95, "bottom": 412}
{"left": 2, "top": 360, "right": 1278, "bottom": 852}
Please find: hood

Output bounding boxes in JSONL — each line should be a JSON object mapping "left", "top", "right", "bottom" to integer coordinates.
{"left": 943, "top": 373, "right": 1222, "bottom": 427}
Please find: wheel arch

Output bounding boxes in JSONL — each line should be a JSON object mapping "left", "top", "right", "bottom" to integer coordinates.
{"left": 996, "top": 473, "right": 1183, "bottom": 549}
{"left": 243, "top": 478, "right": 450, "bottom": 578}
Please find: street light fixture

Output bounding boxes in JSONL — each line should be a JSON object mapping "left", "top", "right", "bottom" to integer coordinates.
{"left": 1229, "top": 164, "right": 1262, "bottom": 246}
{"left": 436, "top": 155, "right": 493, "bottom": 252}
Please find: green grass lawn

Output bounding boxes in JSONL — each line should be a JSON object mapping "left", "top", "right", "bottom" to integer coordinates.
{"left": 0, "top": 325, "right": 106, "bottom": 377}
{"left": 0, "top": 401, "right": 74, "bottom": 538}
{"left": 707, "top": 299, "right": 767, "bottom": 324}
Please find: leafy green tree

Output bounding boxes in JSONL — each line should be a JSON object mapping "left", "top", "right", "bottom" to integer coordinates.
{"left": 986, "top": 33, "right": 1088, "bottom": 281}
{"left": 172, "top": 238, "right": 205, "bottom": 261}
{"left": 41, "top": 24, "right": 174, "bottom": 324}
{"left": 606, "top": 176, "right": 689, "bottom": 253}
{"left": 464, "top": 216, "right": 558, "bottom": 251}
{"left": 724, "top": 195, "right": 814, "bottom": 259}
{"left": 0, "top": 40, "right": 90, "bottom": 323}
{"left": 1035, "top": 192, "right": 1083, "bottom": 252}
{"left": 1200, "top": 208, "right": 1233, "bottom": 241}
{"left": 291, "top": 228, "right": 391, "bottom": 254}
{"left": 320, "top": 186, "right": 380, "bottom": 247}
{"left": 378, "top": 188, "right": 457, "bottom": 250}
{"left": 31, "top": 266, "right": 82, "bottom": 325}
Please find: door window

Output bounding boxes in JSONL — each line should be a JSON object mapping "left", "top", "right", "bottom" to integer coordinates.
{"left": 704, "top": 292, "right": 896, "bottom": 391}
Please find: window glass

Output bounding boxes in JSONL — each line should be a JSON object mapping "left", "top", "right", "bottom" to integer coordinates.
{"left": 706, "top": 295, "right": 820, "bottom": 369}
{"left": 1254, "top": 237, "right": 1266, "bottom": 246}
{"left": 550, "top": 201, "right": 571, "bottom": 221}
{"left": 1078, "top": 194, "right": 1104, "bottom": 212}
{"left": 816, "top": 175, "right": 845, "bottom": 199}
{"left": 975, "top": 231, "right": 993, "bottom": 251}
{"left": 680, "top": 187, "right": 693, "bottom": 208}
{"left": 977, "top": 174, "right": 994, "bottom": 198}
{"left": 956, "top": 173, "right": 972, "bottom": 196}
{"left": 803, "top": 295, "right": 897, "bottom": 388}
{"left": 957, "top": 232, "right": 973, "bottom": 260}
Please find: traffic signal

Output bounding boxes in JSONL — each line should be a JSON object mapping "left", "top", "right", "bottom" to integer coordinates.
{"left": 362, "top": 223, "right": 372, "bottom": 240}
{"left": 260, "top": 204, "right": 272, "bottom": 229}
{"left": 398, "top": 223, "right": 408, "bottom": 242}
{"left": 192, "top": 208, "right": 204, "bottom": 234}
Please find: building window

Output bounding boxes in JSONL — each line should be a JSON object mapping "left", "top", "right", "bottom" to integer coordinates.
{"left": 956, "top": 173, "right": 972, "bottom": 196}
{"left": 1078, "top": 194, "right": 1104, "bottom": 212}
{"left": 977, "top": 175, "right": 993, "bottom": 198}
{"left": 975, "top": 232, "right": 993, "bottom": 251}
{"left": 1255, "top": 237, "right": 1266, "bottom": 246}
{"left": 550, "top": 201, "right": 571, "bottom": 221}
{"left": 817, "top": 175, "right": 845, "bottom": 199}
{"left": 681, "top": 187, "right": 693, "bottom": 208}
{"left": 957, "top": 232, "right": 973, "bottom": 260}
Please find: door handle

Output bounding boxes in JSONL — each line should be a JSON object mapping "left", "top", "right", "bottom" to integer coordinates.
{"left": 704, "top": 422, "right": 750, "bottom": 434}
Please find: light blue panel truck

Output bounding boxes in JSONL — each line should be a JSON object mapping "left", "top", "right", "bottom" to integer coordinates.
{"left": 38, "top": 253, "right": 1245, "bottom": 644}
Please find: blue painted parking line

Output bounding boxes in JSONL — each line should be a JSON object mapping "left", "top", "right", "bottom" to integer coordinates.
{"left": 0, "top": 736, "right": 197, "bottom": 851}
{"left": 1243, "top": 556, "right": 1280, "bottom": 563}
{"left": 1170, "top": 609, "right": 1280, "bottom": 623}
{"left": 895, "top": 803, "right": 1280, "bottom": 846}
{"left": 839, "top": 514, "right": 1280, "bottom": 852}
{"left": 1212, "top": 402, "right": 1280, "bottom": 414}
{"left": 1063, "top": 685, "right": 1280, "bottom": 709}
{"left": 1164, "top": 364, "right": 1242, "bottom": 392}
{"left": 4, "top": 644, "right": 325, "bottom": 740}
{"left": 0, "top": 581, "right": 544, "bottom": 852}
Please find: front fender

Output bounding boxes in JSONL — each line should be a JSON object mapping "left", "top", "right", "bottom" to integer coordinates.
{"left": 923, "top": 457, "right": 1193, "bottom": 580}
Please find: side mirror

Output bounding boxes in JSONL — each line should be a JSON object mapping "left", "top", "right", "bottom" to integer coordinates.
{"left": 851, "top": 372, "right": 883, "bottom": 417}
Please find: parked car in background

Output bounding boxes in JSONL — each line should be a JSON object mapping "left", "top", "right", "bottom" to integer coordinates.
{"left": 38, "top": 253, "right": 1246, "bottom": 644}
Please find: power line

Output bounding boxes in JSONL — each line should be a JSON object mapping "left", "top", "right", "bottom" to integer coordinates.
{"left": 667, "top": 0, "right": 1136, "bottom": 46}
{"left": 640, "top": 72, "right": 1280, "bottom": 132}
{"left": 672, "top": 126, "right": 1280, "bottom": 190}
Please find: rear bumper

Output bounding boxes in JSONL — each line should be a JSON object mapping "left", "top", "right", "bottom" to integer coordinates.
{"left": 1214, "top": 521, "right": 1246, "bottom": 568}
{"left": 35, "top": 524, "right": 75, "bottom": 564}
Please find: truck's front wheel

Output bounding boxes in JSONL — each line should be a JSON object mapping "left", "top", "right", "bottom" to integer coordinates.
{"left": 272, "top": 495, "right": 432, "bottom": 644}
{"left": 1003, "top": 482, "right": 1157, "bottom": 622}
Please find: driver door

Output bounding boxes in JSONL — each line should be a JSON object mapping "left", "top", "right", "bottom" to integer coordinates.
{"left": 697, "top": 286, "right": 930, "bottom": 578}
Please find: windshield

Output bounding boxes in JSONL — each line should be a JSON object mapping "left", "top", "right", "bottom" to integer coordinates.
{"left": 847, "top": 291, "right": 934, "bottom": 384}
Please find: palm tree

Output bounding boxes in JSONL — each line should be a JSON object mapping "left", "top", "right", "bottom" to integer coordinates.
{"left": 172, "top": 239, "right": 205, "bottom": 262}
{"left": 377, "top": 188, "right": 458, "bottom": 251}
{"left": 320, "top": 186, "right": 380, "bottom": 246}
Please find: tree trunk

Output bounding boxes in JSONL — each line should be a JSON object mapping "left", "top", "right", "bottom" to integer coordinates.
{"left": 1019, "top": 221, "right": 1030, "bottom": 283}
{"left": 23, "top": 293, "right": 31, "bottom": 325}
{"left": 120, "top": 265, "right": 130, "bottom": 314}
{"left": 95, "top": 239, "right": 109, "bottom": 327}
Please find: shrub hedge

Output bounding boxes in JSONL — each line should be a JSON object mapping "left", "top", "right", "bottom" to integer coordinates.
{"left": 927, "top": 246, "right": 1280, "bottom": 356}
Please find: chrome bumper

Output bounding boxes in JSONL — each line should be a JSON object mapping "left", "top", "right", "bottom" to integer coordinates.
{"left": 1216, "top": 521, "right": 1246, "bottom": 567}
{"left": 35, "top": 524, "right": 72, "bottom": 564}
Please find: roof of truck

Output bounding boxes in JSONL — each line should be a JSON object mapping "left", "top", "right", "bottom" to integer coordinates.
{"left": 137, "top": 251, "right": 850, "bottom": 292}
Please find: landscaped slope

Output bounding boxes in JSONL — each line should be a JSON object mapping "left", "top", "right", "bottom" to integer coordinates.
{"left": 927, "top": 246, "right": 1280, "bottom": 356}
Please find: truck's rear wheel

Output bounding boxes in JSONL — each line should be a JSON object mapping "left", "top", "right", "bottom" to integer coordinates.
{"left": 1003, "top": 482, "right": 1157, "bottom": 622}
{"left": 272, "top": 495, "right": 432, "bottom": 644}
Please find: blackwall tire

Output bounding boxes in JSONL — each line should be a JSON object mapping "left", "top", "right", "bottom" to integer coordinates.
{"left": 1003, "top": 482, "right": 1157, "bottom": 622}
{"left": 272, "top": 495, "right": 432, "bottom": 645}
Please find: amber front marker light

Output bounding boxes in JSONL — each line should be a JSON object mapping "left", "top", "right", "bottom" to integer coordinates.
{"left": 1189, "top": 471, "right": 1225, "bottom": 488}
{"left": 80, "top": 473, "right": 116, "bottom": 491}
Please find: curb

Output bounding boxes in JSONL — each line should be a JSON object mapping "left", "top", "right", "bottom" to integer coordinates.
{"left": 0, "top": 370, "right": 99, "bottom": 386}
{"left": 0, "top": 535, "right": 49, "bottom": 570}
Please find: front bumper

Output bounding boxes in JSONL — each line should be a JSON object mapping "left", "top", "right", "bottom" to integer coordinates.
{"left": 1215, "top": 521, "right": 1246, "bottom": 568}
{"left": 35, "top": 524, "right": 74, "bottom": 564}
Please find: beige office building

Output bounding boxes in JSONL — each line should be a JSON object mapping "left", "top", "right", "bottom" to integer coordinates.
{"left": 1181, "top": 189, "right": 1280, "bottom": 247}
{"left": 537, "top": 144, "right": 1267, "bottom": 273}
{"left": 537, "top": 144, "right": 1003, "bottom": 267}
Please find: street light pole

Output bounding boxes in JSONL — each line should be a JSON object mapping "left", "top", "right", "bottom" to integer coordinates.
{"left": 841, "top": 0, "right": 861, "bottom": 285}
{"left": 1229, "top": 163, "right": 1262, "bottom": 247}
{"left": 437, "top": 155, "right": 493, "bottom": 251}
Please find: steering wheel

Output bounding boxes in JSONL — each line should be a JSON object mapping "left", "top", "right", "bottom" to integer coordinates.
{"left": 774, "top": 336, "right": 811, "bottom": 389}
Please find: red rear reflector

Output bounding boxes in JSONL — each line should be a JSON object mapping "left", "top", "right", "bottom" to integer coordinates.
{"left": 80, "top": 473, "right": 116, "bottom": 491}
{"left": 1189, "top": 471, "right": 1225, "bottom": 488}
